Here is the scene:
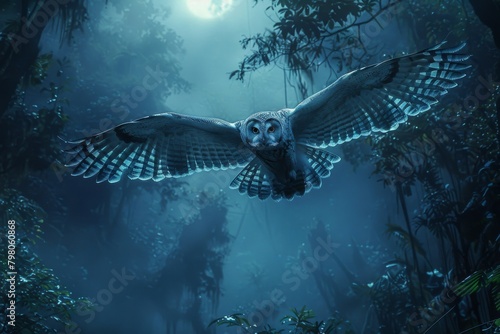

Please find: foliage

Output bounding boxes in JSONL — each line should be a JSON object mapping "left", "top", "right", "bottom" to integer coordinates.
{"left": 0, "top": 0, "right": 90, "bottom": 118}
{"left": 62, "top": 0, "right": 190, "bottom": 137}
{"left": 340, "top": 33, "right": 500, "bottom": 334}
{"left": 385, "top": 222, "right": 427, "bottom": 259}
{"left": 208, "top": 313, "right": 253, "bottom": 329}
{"left": 0, "top": 1, "right": 202, "bottom": 333}
{"left": 0, "top": 0, "right": 498, "bottom": 333}
{"left": 262, "top": 0, "right": 500, "bottom": 331}
{"left": 88, "top": 1, "right": 189, "bottom": 97}
{"left": 25, "top": 53, "right": 54, "bottom": 86}
{"left": 0, "top": 188, "right": 93, "bottom": 333}
{"left": 0, "top": 88, "right": 68, "bottom": 178}
{"left": 119, "top": 192, "right": 235, "bottom": 333}
{"left": 403, "top": 0, "right": 482, "bottom": 49}
{"left": 16, "top": 0, "right": 89, "bottom": 44}
{"left": 210, "top": 306, "right": 354, "bottom": 334}
{"left": 453, "top": 264, "right": 500, "bottom": 312}
{"left": 51, "top": 0, "right": 89, "bottom": 44}
{"left": 355, "top": 84, "right": 500, "bottom": 332}
{"left": 231, "top": 0, "right": 401, "bottom": 82}
{"left": 0, "top": 0, "right": 89, "bottom": 51}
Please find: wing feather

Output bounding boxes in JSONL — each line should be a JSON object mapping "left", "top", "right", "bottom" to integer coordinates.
{"left": 290, "top": 42, "right": 471, "bottom": 148}
{"left": 64, "top": 112, "right": 253, "bottom": 183}
{"left": 106, "top": 143, "right": 138, "bottom": 183}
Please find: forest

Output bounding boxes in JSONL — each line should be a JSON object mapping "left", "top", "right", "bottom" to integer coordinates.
{"left": 0, "top": 0, "right": 499, "bottom": 333}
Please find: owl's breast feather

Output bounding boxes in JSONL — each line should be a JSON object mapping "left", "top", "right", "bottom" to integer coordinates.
{"left": 254, "top": 140, "right": 298, "bottom": 183}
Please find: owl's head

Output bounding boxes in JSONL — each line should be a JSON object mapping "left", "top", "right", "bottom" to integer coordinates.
{"left": 241, "top": 111, "right": 287, "bottom": 150}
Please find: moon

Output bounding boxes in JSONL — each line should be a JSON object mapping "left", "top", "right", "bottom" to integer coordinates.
{"left": 186, "top": 0, "right": 233, "bottom": 19}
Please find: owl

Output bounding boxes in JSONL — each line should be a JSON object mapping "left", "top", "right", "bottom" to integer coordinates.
{"left": 65, "top": 42, "right": 470, "bottom": 200}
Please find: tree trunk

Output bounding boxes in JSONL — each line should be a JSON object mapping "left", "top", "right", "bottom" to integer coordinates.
{"left": 468, "top": 0, "right": 500, "bottom": 48}
{"left": 0, "top": 0, "right": 56, "bottom": 118}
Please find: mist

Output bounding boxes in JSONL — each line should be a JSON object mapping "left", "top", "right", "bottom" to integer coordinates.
{"left": 1, "top": 1, "right": 499, "bottom": 333}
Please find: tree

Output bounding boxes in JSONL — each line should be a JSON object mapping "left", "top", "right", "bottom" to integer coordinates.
{"left": 231, "top": 0, "right": 402, "bottom": 101}
{"left": 0, "top": 0, "right": 88, "bottom": 118}
{"left": 227, "top": 1, "right": 500, "bottom": 332}
{"left": 0, "top": 188, "right": 93, "bottom": 333}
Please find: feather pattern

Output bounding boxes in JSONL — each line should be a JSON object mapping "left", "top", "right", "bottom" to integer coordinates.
{"left": 65, "top": 113, "right": 253, "bottom": 183}
{"left": 229, "top": 158, "right": 273, "bottom": 200}
{"left": 290, "top": 42, "right": 471, "bottom": 148}
{"left": 229, "top": 145, "right": 340, "bottom": 200}
{"left": 65, "top": 42, "right": 470, "bottom": 201}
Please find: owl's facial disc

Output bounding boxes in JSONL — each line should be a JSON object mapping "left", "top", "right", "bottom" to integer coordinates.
{"left": 245, "top": 118, "right": 283, "bottom": 149}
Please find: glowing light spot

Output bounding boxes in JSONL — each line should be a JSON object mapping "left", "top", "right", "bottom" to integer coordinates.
{"left": 186, "top": 0, "right": 233, "bottom": 19}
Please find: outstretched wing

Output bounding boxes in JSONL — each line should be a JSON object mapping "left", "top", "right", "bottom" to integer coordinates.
{"left": 290, "top": 42, "right": 471, "bottom": 148}
{"left": 64, "top": 112, "right": 253, "bottom": 183}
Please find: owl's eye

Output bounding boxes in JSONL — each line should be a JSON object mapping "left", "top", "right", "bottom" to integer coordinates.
{"left": 251, "top": 127, "right": 260, "bottom": 134}
{"left": 268, "top": 126, "right": 275, "bottom": 133}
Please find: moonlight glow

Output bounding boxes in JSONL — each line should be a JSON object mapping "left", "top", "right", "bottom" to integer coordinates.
{"left": 186, "top": 0, "right": 233, "bottom": 19}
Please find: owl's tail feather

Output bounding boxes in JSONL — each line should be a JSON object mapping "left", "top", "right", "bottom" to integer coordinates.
{"left": 301, "top": 145, "right": 341, "bottom": 181}
{"left": 229, "top": 158, "right": 273, "bottom": 200}
{"left": 230, "top": 146, "right": 340, "bottom": 201}
{"left": 274, "top": 146, "right": 340, "bottom": 200}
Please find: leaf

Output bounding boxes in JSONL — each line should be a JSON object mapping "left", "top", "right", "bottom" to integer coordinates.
{"left": 488, "top": 265, "right": 500, "bottom": 283}
{"left": 493, "top": 284, "right": 500, "bottom": 311}
{"left": 454, "top": 270, "right": 487, "bottom": 296}
{"left": 229, "top": 70, "right": 241, "bottom": 80}
{"left": 208, "top": 313, "right": 250, "bottom": 328}
{"left": 385, "top": 223, "right": 427, "bottom": 258}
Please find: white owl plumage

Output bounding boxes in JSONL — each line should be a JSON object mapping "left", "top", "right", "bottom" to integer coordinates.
{"left": 65, "top": 42, "right": 471, "bottom": 200}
